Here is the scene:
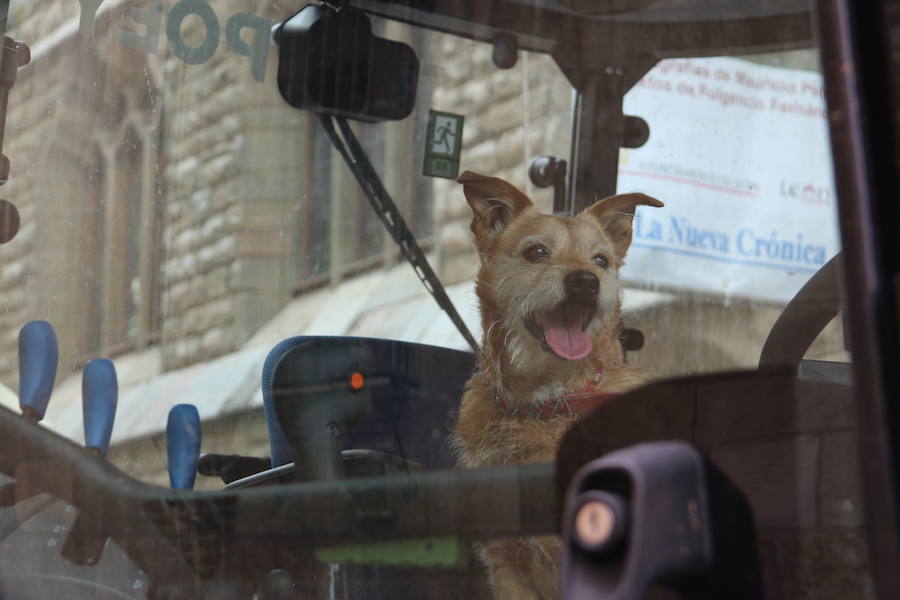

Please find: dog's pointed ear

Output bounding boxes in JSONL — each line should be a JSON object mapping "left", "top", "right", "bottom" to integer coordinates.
{"left": 583, "top": 193, "right": 663, "bottom": 258}
{"left": 458, "top": 171, "right": 532, "bottom": 242}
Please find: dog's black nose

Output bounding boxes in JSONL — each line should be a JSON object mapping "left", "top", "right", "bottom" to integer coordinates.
{"left": 565, "top": 270, "right": 599, "bottom": 304}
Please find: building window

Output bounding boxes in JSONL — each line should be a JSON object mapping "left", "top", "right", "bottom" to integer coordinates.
{"left": 296, "top": 115, "right": 433, "bottom": 289}
{"left": 299, "top": 125, "right": 332, "bottom": 282}
{"left": 85, "top": 148, "right": 106, "bottom": 355}
{"left": 89, "top": 118, "right": 162, "bottom": 357}
{"left": 109, "top": 127, "right": 143, "bottom": 344}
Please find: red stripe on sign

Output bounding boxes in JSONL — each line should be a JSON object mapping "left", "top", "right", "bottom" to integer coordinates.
{"left": 618, "top": 169, "right": 759, "bottom": 197}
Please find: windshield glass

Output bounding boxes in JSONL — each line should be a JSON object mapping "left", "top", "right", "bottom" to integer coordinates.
{"left": 0, "top": 1, "right": 868, "bottom": 599}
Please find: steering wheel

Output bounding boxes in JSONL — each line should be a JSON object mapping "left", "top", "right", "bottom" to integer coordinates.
{"left": 758, "top": 252, "right": 843, "bottom": 370}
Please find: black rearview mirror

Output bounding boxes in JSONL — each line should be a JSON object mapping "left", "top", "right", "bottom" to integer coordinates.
{"left": 274, "top": 5, "right": 419, "bottom": 122}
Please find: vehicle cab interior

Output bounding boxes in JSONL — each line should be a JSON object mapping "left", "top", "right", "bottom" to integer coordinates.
{"left": 0, "top": 1, "right": 898, "bottom": 599}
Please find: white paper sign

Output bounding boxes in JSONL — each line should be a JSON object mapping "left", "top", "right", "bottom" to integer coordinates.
{"left": 617, "top": 57, "right": 839, "bottom": 303}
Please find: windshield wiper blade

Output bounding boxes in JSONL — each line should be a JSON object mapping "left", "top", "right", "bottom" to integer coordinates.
{"left": 319, "top": 114, "right": 480, "bottom": 354}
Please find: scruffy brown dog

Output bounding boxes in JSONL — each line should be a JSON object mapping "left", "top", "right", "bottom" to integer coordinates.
{"left": 452, "top": 171, "right": 663, "bottom": 599}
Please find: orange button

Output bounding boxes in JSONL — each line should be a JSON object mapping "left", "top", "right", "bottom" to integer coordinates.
{"left": 349, "top": 372, "right": 365, "bottom": 391}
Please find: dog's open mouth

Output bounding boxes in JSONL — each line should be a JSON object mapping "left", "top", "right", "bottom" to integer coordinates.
{"left": 523, "top": 303, "right": 596, "bottom": 361}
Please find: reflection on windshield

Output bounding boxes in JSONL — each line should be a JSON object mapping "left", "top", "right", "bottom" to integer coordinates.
{"left": 0, "top": 1, "right": 868, "bottom": 599}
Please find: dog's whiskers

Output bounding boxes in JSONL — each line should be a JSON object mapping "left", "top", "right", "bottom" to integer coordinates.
{"left": 485, "top": 319, "right": 501, "bottom": 339}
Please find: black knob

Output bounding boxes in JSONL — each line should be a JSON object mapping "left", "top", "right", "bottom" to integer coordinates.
{"left": 0, "top": 198, "right": 19, "bottom": 244}
{"left": 529, "top": 155, "right": 566, "bottom": 188}
{"left": 492, "top": 32, "right": 518, "bottom": 69}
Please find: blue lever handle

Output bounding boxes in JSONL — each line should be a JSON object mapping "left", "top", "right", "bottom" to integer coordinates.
{"left": 18, "top": 321, "right": 58, "bottom": 421}
{"left": 167, "top": 404, "right": 201, "bottom": 490}
{"left": 82, "top": 359, "right": 118, "bottom": 456}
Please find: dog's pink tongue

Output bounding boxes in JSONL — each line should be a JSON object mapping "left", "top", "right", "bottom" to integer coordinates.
{"left": 544, "top": 310, "right": 593, "bottom": 360}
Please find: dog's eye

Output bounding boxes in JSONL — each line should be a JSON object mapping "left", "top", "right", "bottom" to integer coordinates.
{"left": 592, "top": 254, "right": 609, "bottom": 269}
{"left": 523, "top": 245, "right": 550, "bottom": 262}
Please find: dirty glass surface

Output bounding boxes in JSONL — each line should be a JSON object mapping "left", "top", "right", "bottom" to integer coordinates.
{"left": 0, "top": 1, "right": 870, "bottom": 599}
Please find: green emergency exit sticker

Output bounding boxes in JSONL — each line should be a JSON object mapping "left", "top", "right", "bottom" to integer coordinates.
{"left": 423, "top": 111, "right": 464, "bottom": 179}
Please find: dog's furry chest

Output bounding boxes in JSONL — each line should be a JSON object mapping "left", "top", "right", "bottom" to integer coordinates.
{"left": 454, "top": 390, "right": 576, "bottom": 468}
{"left": 453, "top": 367, "right": 642, "bottom": 470}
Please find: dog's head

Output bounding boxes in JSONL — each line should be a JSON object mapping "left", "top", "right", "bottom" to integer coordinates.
{"left": 459, "top": 171, "right": 663, "bottom": 367}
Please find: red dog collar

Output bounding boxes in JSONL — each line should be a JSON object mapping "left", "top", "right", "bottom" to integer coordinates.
{"left": 494, "top": 365, "right": 617, "bottom": 420}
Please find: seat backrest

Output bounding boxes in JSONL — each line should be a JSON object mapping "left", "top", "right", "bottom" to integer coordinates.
{"left": 262, "top": 336, "right": 333, "bottom": 467}
{"left": 264, "top": 336, "right": 476, "bottom": 474}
